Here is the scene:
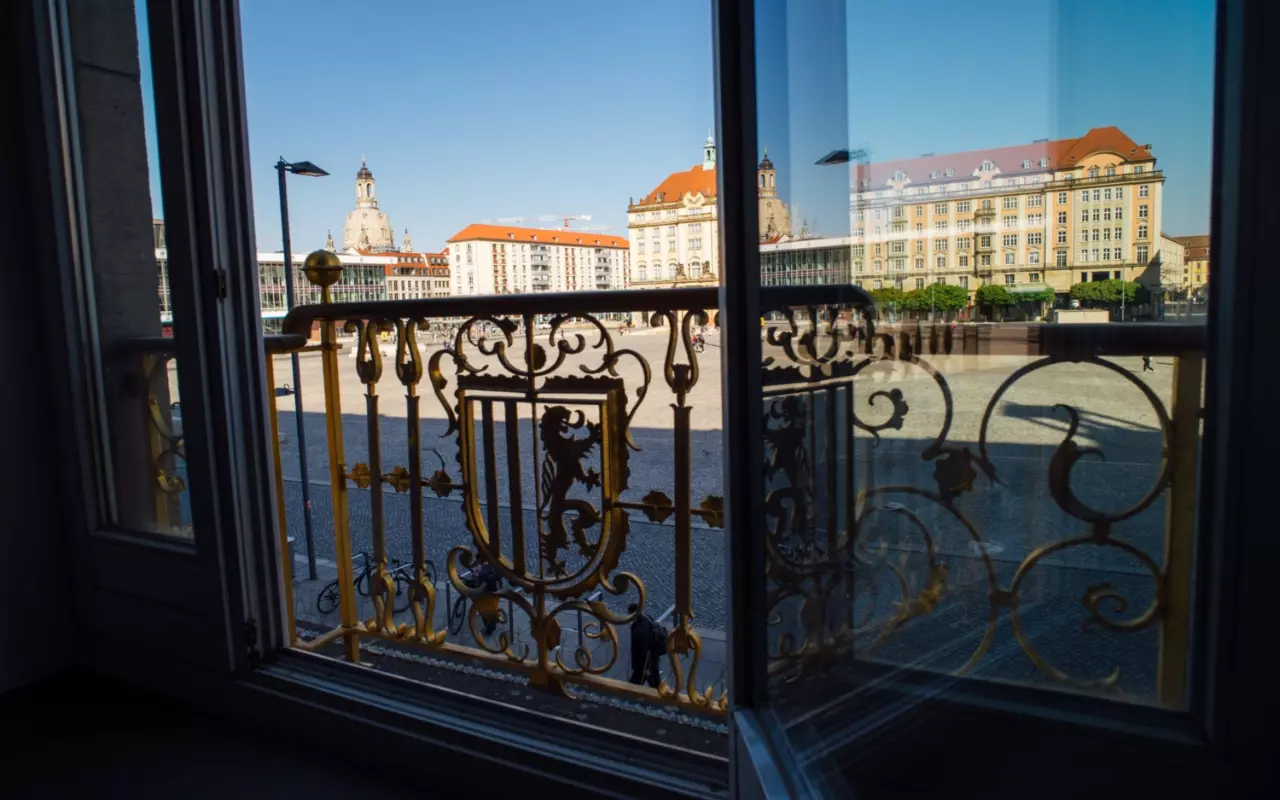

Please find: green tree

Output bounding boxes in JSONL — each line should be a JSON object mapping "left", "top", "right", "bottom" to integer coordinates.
{"left": 974, "top": 284, "right": 1019, "bottom": 321}
{"left": 927, "top": 282, "right": 970, "bottom": 312}
{"left": 1011, "top": 287, "right": 1055, "bottom": 304}
{"left": 1069, "top": 281, "right": 1103, "bottom": 304}
{"left": 974, "top": 284, "right": 1014, "bottom": 307}
{"left": 869, "top": 287, "right": 907, "bottom": 317}
{"left": 903, "top": 282, "right": 969, "bottom": 315}
{"left": 1069, "top": 279, "right": 1139, "bottom": 306}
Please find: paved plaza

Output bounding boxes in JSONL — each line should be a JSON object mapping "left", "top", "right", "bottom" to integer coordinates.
{"left": 260, "top": 322, "right": 1183, "bottom": 701}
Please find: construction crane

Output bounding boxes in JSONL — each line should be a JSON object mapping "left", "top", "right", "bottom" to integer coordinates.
{"left": 559, "top": 214, "right": 591, "bottom": 230}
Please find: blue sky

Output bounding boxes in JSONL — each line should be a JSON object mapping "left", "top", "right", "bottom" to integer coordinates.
{"left": 139, "top": 0, "right": 1216, "bottom": 253}
{"left": 757, "top": 0, "right": 1217, "bottom": 239}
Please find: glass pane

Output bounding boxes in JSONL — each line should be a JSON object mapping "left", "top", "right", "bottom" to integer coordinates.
{"left": 67, "top": 0, "right": 190, "bottom": 538}
{"left": 241, "top": 0, "right": 729, "bottom": 761}
{"left": 754, "top": 0, "right": 1214, "bottom": 788}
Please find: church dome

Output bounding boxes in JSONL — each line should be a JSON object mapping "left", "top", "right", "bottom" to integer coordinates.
{"left": 345, "top": 157, "right": 394, "bottom": 248}
{"left": 758, "top": 149, "right": 774, "bottom": 171}
{"left": 343, "top": 157, "right": 396, "bottom": 252}
{"left": 344, "top": 206, "right": 394, "bottom": 252}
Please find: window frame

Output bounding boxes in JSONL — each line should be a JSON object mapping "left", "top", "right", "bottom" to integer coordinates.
{"left": 21, "top": 0, "right": 1277, "bottom": 797}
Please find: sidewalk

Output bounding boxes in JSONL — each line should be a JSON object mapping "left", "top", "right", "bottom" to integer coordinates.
{"left": 290, "top": 556, "right": 727, "bottom": 699}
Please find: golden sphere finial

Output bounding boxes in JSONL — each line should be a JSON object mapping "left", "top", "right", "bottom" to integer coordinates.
{"left": 302, "top": 249, "right": 343, "bottom": 288}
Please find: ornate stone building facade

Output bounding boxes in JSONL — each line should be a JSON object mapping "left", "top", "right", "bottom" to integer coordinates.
{"left": 756, "top": 149, "right": 790, "bottom": 240}
{"left": 846, "top": 126, "right": 1164, "bottom": 297}
{"left": 626, "top": 136, "right": 790, "bottom": 288}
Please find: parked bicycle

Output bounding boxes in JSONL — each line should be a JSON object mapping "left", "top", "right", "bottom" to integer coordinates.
{"left": 316, "top": 553, "right": 434, "bottom": 615}
{"left": 448, "top": 566, "right": 505, "bottom": 636}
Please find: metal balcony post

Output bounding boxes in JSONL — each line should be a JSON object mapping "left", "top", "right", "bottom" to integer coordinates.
{"left": 305, "top": 250, "right": 360, "bottom": 663}
{"left": 1158, "top": 350, "right": 1203, "bottom": 708}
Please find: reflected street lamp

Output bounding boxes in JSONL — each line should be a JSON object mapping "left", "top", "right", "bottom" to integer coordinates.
{"left": 276, "top": 157, "right": 328, "bottom": 580}
{"left": 814, "top": 147, "right": 870, "bottom": 166}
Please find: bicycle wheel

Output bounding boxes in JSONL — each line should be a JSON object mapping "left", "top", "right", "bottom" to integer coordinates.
{"left": 316, "top": 581, "right": 341, "bottom": 615}
{"left": 449, "top": 596, "right": 467, "bottom": 635}
{"left": 393, "top": 571, "right": 412, "bottom": 613}
{"left": 354, "top": 569, "right": 370, "bottom": 598}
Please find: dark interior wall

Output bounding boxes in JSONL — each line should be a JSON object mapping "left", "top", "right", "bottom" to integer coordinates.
{"left": 0, "top": 0, "right": 74, "bottom": 693}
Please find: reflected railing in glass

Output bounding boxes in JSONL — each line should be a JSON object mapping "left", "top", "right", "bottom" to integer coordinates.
{"left": 111, "top": 338, "right": 189, "bottom": 538}
{"left": 113, "top": 334, "right": 309, "bottom": 545}
{"left": 760, "top": 309, "right": 1202, "bottom": 712}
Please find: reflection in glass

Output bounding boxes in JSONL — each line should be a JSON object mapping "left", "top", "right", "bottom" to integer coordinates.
{"left": 68, "top": 0, "right": 188, "bottom": 537}
{"left": 753, "top": 0, "right": 1215, "bottom": 785}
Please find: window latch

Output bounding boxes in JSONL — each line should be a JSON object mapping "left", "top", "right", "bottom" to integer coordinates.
{"left": 214, "top": 268, "right": 229, "bottom": 299}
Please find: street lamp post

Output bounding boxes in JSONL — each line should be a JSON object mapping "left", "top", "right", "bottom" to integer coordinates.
{"left": 275, "top": 157, "right": 328, "bottom": 580}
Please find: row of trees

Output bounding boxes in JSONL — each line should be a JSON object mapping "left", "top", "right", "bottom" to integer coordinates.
{"left": 973, "top": 285, "right": 1055, "bottom": 308}
{"left": 869, "top": 283, "right": 970, "bottom": 313}
{"left": 867, "top": 279, "right": 1149, "bottom": 320}
{"left": 869, "top": 282, "right": 1053, "bottom": 320}
{"left": 1067, "top": 278, "right": 1146, "bottom": 306}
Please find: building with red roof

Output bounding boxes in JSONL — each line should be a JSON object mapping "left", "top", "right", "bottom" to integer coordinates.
{"left": 839, "top": 126, "right": 1165, "bottom": 299}
{"left": 626, "top": 135, "right": 791, "bottom": 287}
{"left": 446, "top": 224, "right": 629, "bottom": 295}
{"left": 384, "top": 249, "right": 451, "bottom": 300}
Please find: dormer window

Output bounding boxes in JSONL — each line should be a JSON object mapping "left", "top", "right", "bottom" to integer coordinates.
{"left": 981, "top": 160, "right": 995, "bottom": 172}
{"left": 945, "top": 168, "right": 954, "bottom": 177}
{"left": 893, "top": 170, "right": 905, "bottom": 181}
{"left": 1088, "top": 167, "right": 1099, "bottom": 178}
{"left": 1105, "top": 166, "right": 1116, "bottom": 176}
{"left": 930, "top": 170, "right": 938, "bottom": 179}
{"left": 1021, "top": 160, "right": 1031, "bottom": 169}
{"left": 1039, "top": 158, "right": 1049, "bottom": 167}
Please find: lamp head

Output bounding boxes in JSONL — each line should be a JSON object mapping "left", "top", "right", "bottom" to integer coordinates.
{"left": 286, "top": 160, "right": 328, "bottom": 177}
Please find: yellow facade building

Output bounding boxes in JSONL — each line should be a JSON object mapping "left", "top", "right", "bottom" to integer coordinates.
{"left": 848, "top": 126, "right": 1164, "bottom": 298}
{"left": 1172, "top": 234, "right": 1210, "bottom": 295}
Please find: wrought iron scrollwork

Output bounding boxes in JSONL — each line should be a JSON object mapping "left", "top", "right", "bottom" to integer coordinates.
{"left": 290, "top": 291, "right": 721, "bottom": 711}
{"left": 762, "top": 308, "right": 1201, "bottom": 705}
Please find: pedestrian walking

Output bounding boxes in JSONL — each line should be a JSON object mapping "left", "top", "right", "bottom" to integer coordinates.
{"left": 1142, "top": 356, "right": 1155, "bottom": 373}
{"left": 627, "top": 604, "right": 667, "bottom": 688}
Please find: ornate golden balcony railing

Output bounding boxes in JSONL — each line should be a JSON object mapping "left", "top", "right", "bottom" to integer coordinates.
{"left": 270, "top": 249, "right": 1202, "bottom": 714}
{"left": 280, "top": 251, "right": 743, "bottom": 712}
